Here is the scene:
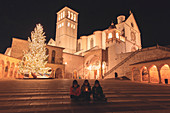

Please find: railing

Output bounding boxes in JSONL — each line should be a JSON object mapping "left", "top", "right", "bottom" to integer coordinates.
{"left": 104, "top": 50, "right": 139, "bottom": 78}
{"left": 158, "top": 45, "right": 170, "bottom": 52}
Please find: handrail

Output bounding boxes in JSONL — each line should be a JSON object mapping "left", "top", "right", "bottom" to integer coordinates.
{"left": 104, "top": 50, "right": 139, "bottom": 78}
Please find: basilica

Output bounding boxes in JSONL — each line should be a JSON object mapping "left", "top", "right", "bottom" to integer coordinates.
{"left": 0, "top": 7, "right": 170, "bottom": 84}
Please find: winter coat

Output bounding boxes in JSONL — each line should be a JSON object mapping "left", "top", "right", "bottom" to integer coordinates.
{"left": 70, "top": 86, "right": 81, "bottom": 96}
{"left": 92, "top": 86, "right": 104, "bottom": 97}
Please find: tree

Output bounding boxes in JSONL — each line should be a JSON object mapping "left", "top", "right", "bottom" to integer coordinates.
{"left": 18, "top": 24, "right": 51, "bottom": 77}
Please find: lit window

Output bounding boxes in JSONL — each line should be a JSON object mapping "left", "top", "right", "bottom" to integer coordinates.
{"left": 59, "top": 24, "right": 61, "bottom": 28}
{"left": 73, "top": 25, "right": 75, "bottom": 29}
{"left": 61, "top": 12, "right": 63, "bottom": 19}
{"left": 108, "top": 33, "right": 112, "bottom": 39}
{"left": 62, "top": 22, "right": 64, "bottom": 26}
{"left": 58, "top": 14, "right": 60, "bottom": 20}
{"left": 68, "top": 11, "right": 70, "bottom": 18}
{"left": 74, "top": 14, "right": 76, "bottom": 21}
{"left": 68, "top": 22, "right": 70, "bottom": 27}
{"left": 71, "top": 13, "right": 73, "bottom": 20}
{"left": 116, "top": 32, "right": 119, "bottom": 39}
{"left": 63, "top": 11, "right": 65, "bottom": 18}
{"left": 71, "top": 24, "right": 73, "bottom": 28}
{"left": 58, "top": 25, "right": 60, "bottom": 28}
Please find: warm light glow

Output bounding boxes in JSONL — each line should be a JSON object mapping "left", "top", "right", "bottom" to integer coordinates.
{"left": 71, "top": 13, "right": 73, "bottom": 20}
{"left": 18, "top": 24, "right": 51, "bottom": 77}
{"left": 120, "top": 36, "right": 125, "bottom": 42}
{"left": 74, "top": 14, "right": 76, "bottom": 21}
{"left": 68, "top": 11, "right": 70, "bottom": 18}
{"left": 88, "top": 65, "right": 92, "bottom": 71}
{"left": 62, "top": 22, "right": 64, "bottom": 26}
{"left": 61, "top": 12, "right": 63, "bottom": 19}
{"left": 58, "top": 14, "right": 60, "bottom": 20}
{"left": 108, "top": 33, "right": 112, "bottom": 39}
{"left": 71, "top": 24, "right": 73, "bottom": 28}
{"left": 153, "top": 65, "right": 157, "bottom": 68}
{"left": 63, "top": 11, "right": 65, "bottom": 18}
{"left": 73, "top": 25, "right": 75, "bottom": 29}
{"left": 102, "top": 64, "right": 105, "bottom": 69}
{"left": 68, "top": 22, "right": 70, "bottom": 27}
{"left": 116, "top": 32, "right": 119, "bottom": 39}
{"left": 65, "top": 62, "right": 67, "bottom": 65}
{"left": 164, "top": 64, "right": 169, "bottom": 69}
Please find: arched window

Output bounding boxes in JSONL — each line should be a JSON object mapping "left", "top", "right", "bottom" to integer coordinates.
{"left": 131, "top": 32, "right": 136, "bottom": 42}
{"left": 63, "top": 11, "right": 65, "bottom": 18}
{"left": 74, "top": 14, "right": 76, "bottom": 21}
{"left": 108, "top": 33, "right": 112, "bottom": 39}
{"left": 90, "top": 38, "right": 94, "bottom": 49}
{"left": 51, "top": 50, "right": 55, "bottom": 63}
{"left": 46, "top": 48, "right": 49, "bottom": 62}
{"left": 68, "top": 11, "right": 70, "bottom": 18}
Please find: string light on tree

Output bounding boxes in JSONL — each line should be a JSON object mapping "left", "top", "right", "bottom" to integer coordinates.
{"left": 18, "top": 24, "right": 51, "bottom": 78}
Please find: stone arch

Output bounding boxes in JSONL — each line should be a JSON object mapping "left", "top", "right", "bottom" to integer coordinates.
{"left": 0, "top": 60, "right": 4, "bottom": 78}
{"left": 55, "top": 68, "right": 62, "bottom": 79}
{"left": 160, "top": 64, "right": 170, "bottom": 84}
{"left": 140, "top": 66, "right": 149, "bottom": 82}
{"left": 132, "top": 67, "right": 140, "bottom": 81}
{"left": 4, "top": 61, "right": 10, "bottom": 78}
{"left": 9, "top": 62, "right": 15, "bottom": 77}
{"left": 149, "top": 65, "right": 159, "bottom": 83}
{"left": 73, "top": 70, "right": 78, "bottom": 79}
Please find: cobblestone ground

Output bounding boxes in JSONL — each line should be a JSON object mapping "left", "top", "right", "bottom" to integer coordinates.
{"left": 1, "top": 79, "right": 170, "bottom": 113}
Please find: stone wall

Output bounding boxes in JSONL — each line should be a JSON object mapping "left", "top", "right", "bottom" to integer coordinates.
{"left": 105, "top": 46, "right": 170, "bottom": 80}
{"left": 63, "top": 53, "right": 84, "bottom": 79}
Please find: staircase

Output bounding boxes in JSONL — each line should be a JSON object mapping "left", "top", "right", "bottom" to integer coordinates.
{"left": 104, "top": 50, "right": 139, "bottom": 78}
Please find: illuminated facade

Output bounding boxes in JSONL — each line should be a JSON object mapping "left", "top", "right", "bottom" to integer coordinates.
{"left": 0, "top": 7, "right": 170, "bottom": 84}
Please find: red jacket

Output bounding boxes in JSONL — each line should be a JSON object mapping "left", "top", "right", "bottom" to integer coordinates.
{"left": 70, "top": 86, "right": 81, "bottom": 96}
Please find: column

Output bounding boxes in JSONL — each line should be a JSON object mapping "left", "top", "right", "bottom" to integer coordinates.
{"left": 158, "top": 68, "right": 162, "bottom": 84}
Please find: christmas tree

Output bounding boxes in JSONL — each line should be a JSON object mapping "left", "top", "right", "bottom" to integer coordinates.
{"left": 18, "top": 24, "right": 51, "bottom": 77}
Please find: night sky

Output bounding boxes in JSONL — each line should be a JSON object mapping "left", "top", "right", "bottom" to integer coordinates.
{"left": 0, "top": 0, "right": 169, "bottom": 53}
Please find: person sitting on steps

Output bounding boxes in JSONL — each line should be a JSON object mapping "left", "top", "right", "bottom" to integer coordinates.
{"left": 81, "top": 80, "right": 91, "bottom": 101}
{"left": 70, "top": 80, "right": 81, "bottom": 100}
{"left": 92, "top": 80, "right": 107, "bottom": 101}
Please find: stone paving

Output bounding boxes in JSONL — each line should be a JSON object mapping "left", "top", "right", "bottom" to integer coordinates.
{"left": 1, "top": 79, "right": 170, "bottom": 113}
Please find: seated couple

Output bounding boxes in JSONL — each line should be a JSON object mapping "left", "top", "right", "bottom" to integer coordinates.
{"left": 70, "top": 80, "right": 106, "bottom": 101}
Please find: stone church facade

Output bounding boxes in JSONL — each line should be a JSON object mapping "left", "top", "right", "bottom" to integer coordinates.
{"left": 0, "top": 7, "right": 169, "bottom": 84}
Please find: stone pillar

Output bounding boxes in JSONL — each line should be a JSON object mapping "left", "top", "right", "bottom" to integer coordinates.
{"left": 148, "top": 72, "right": 151, "bottom": 83}
{"left": 158, "top": 68, "right": 162, "bottom": 84}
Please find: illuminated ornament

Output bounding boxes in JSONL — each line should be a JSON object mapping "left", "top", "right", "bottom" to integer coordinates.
{"left": 18, "top": 24, "right": 51, "bottom": 78}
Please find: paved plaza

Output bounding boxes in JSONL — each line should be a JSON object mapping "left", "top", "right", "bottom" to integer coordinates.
{"left": 1, "top": 79, "right": 170, "bottom": 113}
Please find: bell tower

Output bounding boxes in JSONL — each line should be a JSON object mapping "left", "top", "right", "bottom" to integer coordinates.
{"left": 55, "top": 7, "right": 79, "bottom": 53}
